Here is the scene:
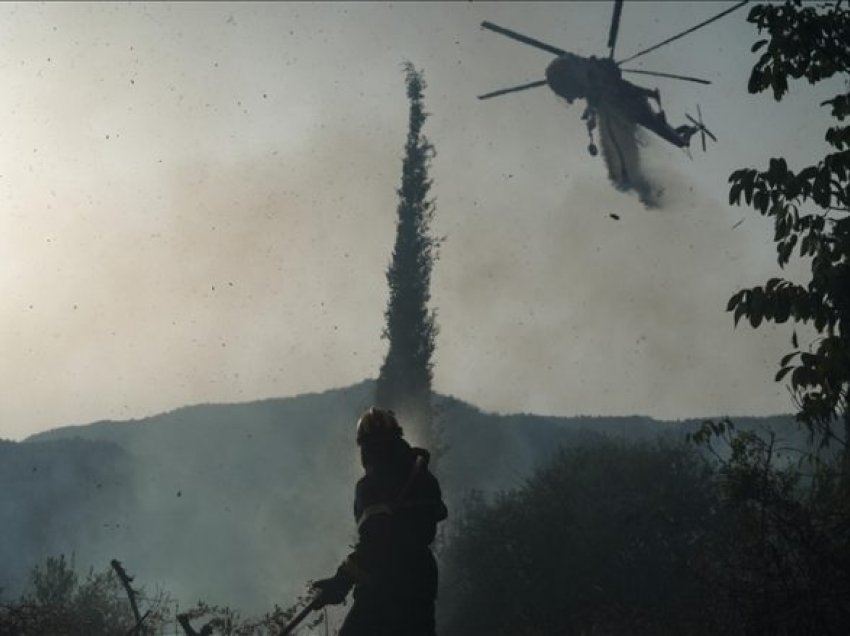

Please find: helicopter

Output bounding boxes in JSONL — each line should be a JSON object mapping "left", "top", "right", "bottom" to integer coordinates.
{"left": 478, "top": 1, "right": 749, "bottom": 159}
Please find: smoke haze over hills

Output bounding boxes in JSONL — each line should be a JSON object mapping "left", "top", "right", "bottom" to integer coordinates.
{"left": 2, "top": 382, "right": 796, "bottom": 617}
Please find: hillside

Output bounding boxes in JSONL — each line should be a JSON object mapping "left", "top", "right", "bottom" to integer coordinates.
{"left": 3, "top": 380, "right": 795, "bottom": 613}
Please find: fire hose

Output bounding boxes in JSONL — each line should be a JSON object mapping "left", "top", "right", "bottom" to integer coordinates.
{"left": 279, "top": 591, "right": 325, "bottom": 635}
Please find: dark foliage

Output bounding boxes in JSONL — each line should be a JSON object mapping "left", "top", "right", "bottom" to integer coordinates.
{"left": 441, "top": 430, "right": 850, "bottom": 635}
{"left": 693, "top": 4, "right": 850, "bottom": 631}
{"left": 375, "top": 62, "right": 441, "bottom": 451}
{"left": 727, "top": 0, "right": 850, "bottom": 463}
{"left": 690, "top": 419, "right": 850, "bottom": 635}
{"left": 439, "top": 439, "right": 729, "bottom": 636}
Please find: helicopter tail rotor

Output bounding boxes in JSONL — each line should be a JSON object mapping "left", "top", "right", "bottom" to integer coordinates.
{"left": 684, "top": 104, "right": 716, "bottom": 151}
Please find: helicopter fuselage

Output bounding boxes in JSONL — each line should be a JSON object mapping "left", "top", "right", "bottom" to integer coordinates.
{"left": 545, "top": 53, "right": 622, "bottom": 104}
{"left": 544, "top": 52, "right": 692, "bottom": 148}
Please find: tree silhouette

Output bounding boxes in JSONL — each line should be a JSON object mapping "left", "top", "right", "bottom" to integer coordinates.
{"left": 727, "top": 0, "right": 850, "bottom": 475}
{"left": 375, "top": 62, "right": 441, "bottom": 451}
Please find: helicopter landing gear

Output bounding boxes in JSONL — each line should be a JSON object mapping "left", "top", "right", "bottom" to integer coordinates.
{"left": 582, "top": 107, "right": 598, "bottom": 157}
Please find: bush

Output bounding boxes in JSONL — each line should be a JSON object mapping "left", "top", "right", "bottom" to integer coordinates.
{"left": 439, "top": 438, "right": 729, "bottom": 635}
{"left": 692, "top": 421, "right": 850, "bottom": 636}
{"left": 0, "top": 554, "right": 169, "bottom": 635}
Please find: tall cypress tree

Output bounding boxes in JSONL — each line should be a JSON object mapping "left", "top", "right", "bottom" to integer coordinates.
{"left": 375, "top": 62, "right": 440, "bottom": 451}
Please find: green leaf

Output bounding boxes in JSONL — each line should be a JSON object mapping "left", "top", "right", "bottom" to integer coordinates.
{"left": 791, "top": 365, "right": 814, "bottom": 388}
{"left": 775, "top": 366, "right": 793, "bottom": 382}
{"left": 734, "top": 303, "right": 747, "bottom": 327}
{"left": 797, "top": 166, "right": 819, "bottom": 186}
{"left": 729, "top": 182, "right": 743, "bottom": 206}
{"left": 754, "top": 189, "right": 769, "bottom": 214}
{"left": 813, "top": 169, "right": 831, "bottom": 207}
{"left": 800, "top": 352, "right": 819, "bottom": 366}
{"left": 751, "top": 39, "right": 768, "bottom": 53}
{"left": 774, "top": 300, "right": 790, "bottom": 322}
{"left": 780, "top": 351, "right": 799, "bottom": 366}
{"left": 726, "top": 291, "right": 743, "bottom": 312}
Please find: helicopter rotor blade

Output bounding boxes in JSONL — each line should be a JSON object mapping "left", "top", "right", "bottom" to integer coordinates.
{"left": 478, "top": 79, "right": 548, "bottom": 100}
{"left": 607, "top": 0, "right": 624, "bottom": 59}
{"left": 620, "top": 68, "right": 711, "bottom": 85}
{"left": 481, "top": 21, "right": 566, "bottom": 56}
{"left": 617, "top": 0, "right": 749, "bottom": 66}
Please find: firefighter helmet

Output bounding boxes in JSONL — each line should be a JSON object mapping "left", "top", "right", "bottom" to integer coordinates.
{"left": 356, "top": 407, "right": 402, "bottom": 444}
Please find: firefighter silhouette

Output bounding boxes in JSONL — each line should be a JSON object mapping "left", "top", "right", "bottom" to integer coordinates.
{"left": 312, "top": 407, "right": 448, "bottom": 636}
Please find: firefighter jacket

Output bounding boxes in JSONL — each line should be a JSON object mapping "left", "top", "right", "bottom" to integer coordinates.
{"left": 340, "top": 438, "right": 448, "bottom": 600}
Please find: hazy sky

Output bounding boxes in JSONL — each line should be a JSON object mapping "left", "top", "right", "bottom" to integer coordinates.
{"left": 0, "top": 1, "right": 836, "bottom": 440}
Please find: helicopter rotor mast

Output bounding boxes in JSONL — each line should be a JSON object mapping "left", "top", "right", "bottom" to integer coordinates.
{"left": 607, "top": 0, "right": 624, "bottom": 59}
